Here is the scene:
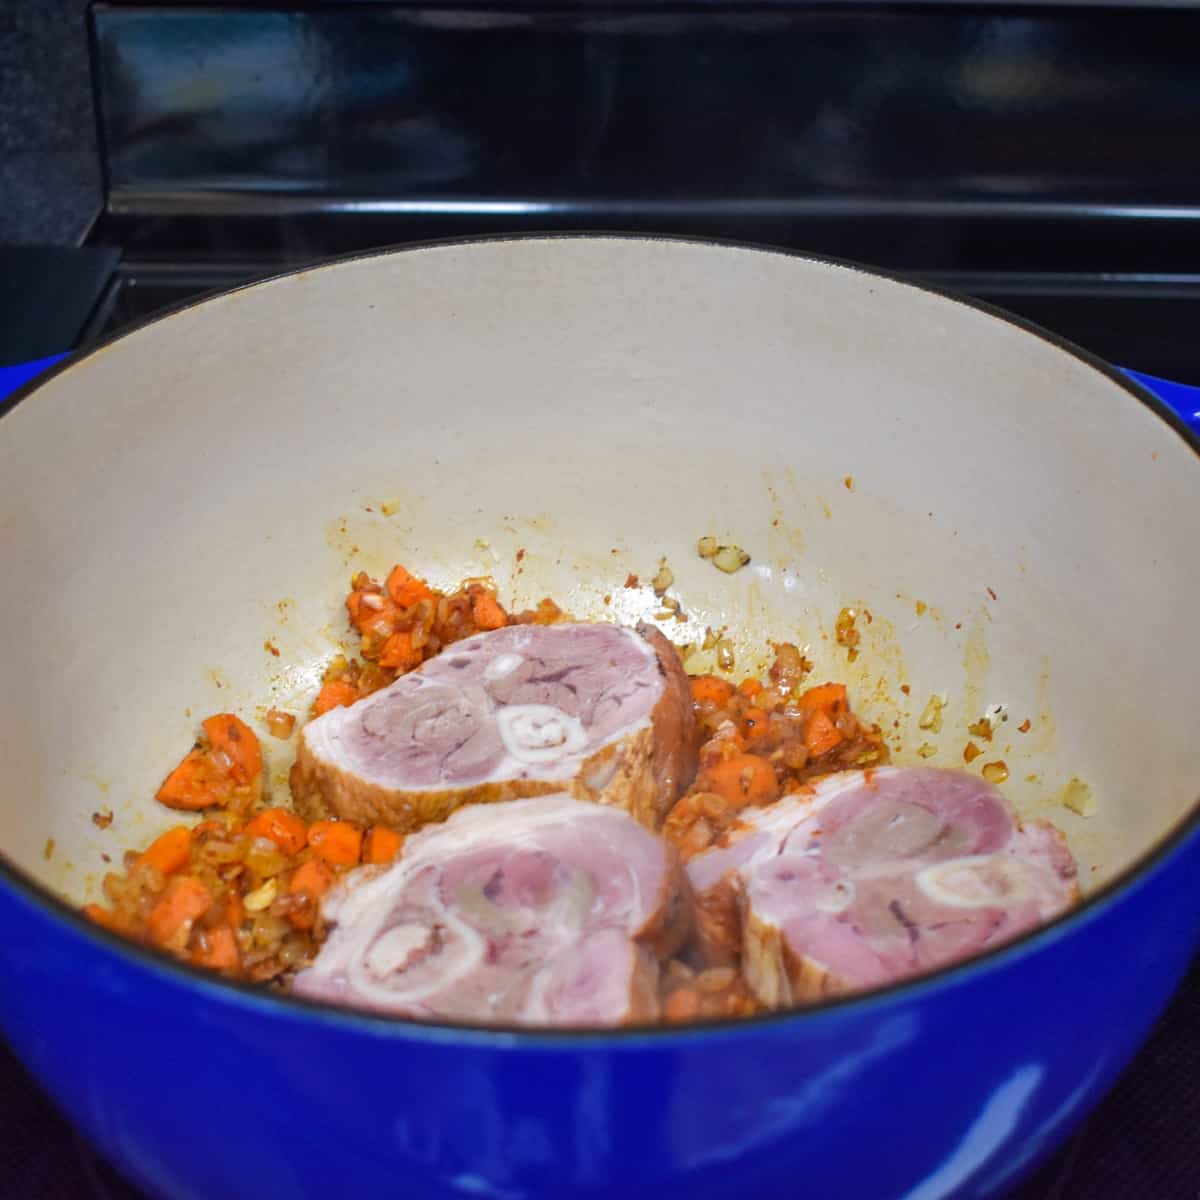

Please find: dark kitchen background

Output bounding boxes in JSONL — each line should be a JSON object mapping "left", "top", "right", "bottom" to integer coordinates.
{"left": 1, "top": 1, "right": 1198, "bottom": 1196}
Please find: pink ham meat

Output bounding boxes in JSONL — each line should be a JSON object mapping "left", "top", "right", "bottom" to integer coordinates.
{"left": 687, "top": 767, "right": 1079, "bottom": 1006}
{"left": 291, "top": 622, "right": 697, "bottom": 832}
{"left": 291, "top": 792, "right": 689, "bottom": 1025}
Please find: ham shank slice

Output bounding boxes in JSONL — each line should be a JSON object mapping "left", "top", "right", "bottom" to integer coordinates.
{"left": 292, "top": 793, "right": 689, "bottom": 1026}
{"left": 291, "top": 622, "right": 697, "bottom": 832}
{"left": 686, "top": 767, "right": 1079, "bottom": 1005}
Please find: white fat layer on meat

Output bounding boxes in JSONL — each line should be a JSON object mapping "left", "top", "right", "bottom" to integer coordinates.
{"left": 346, "top": 890, "right": 487, "bottom": 1009}
{"left": 482, "top": 652, "right": 525, "bottom": 683}
{"left": 496, "top": 704, "right": 589, "bottom": 763}
{"left": 364, "top": 923, "right": 433, "bottom": 978}
{"left": 914, "top": 855, "right": 1035, "bottom": 909}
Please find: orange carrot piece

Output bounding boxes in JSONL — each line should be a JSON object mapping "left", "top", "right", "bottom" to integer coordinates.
{"left": 82, "top": 902, "right": 122, "bottom": 932}
{"left": 690, "top": 675, "right": 735, "bottom": 707}
{"left": 385, "top": 564, "right": 435, "bottom": 609}
{"left": 313, "top": 679, "right": 358, "bottom": 716}
{"left": 738, "top": 678, "right": 764, "bottom": 698}
{"left": 741, "top": 707, "right": 770, "bottom": 743}
{"left": 345, "top": 590, "right": 371, "bottom": 631}
{"left": 308, "top": 820, "right": 364, "bottom": 866}
{"left": 202, "top": 714, "right": 262, "bottom": 785}
{"left": 137, "top": 826, "right": 193, "bottom": 876}
{"left": 147, "top": 876, "right": 211, "bottom": 947}
{"left": 244, "top": 808, "right": 308, "bottom": 856}
{"left": 797, "top": 682, "right": 848, "bottom": 718}
{"left": 194, "top": 926, "right": 240, "bottom": 971}
{"left": 379, "top": 630, "right": 423, "bottom": 671}
{"left": 804, "top": 709, "right": 845, "bottom": 756}
{"left": 472, "top": 592, "right": 507, "bottom": 631}
{"left": 363, "top": 825, "right": 405, "bottom": 865}
{"left": 156, "top": 752, "right": 225, "bottom": 811}
{"left": 224, "top": 891, "right": 245, "bottom": 931}
{"left": 287, "top": 859, "right": 336, "bottom": 928}
{"left": 701, "top": 753, "right": 779, "bottom": 807}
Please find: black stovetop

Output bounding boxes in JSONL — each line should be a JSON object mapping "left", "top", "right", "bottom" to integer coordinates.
{"left": 4, "top": 2, "right": 1199, "bottom": 1195}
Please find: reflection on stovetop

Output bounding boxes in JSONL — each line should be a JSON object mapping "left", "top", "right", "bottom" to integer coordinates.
{"left": 6, "top": 953, "right": 1197, "bottom": 1199}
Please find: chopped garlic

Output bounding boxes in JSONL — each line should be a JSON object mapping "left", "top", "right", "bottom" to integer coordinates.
{"left": 918, "top": 693, "right": 947, "bottom": 732}
{"left": 981, "top": 760, "right": 1009, "bottom": 784}
{"left": 244, "top": 878, "right": 278, "bottom": 912}
{"left": 712, "top": 545, "right": 750, "bottom": 574}
{"left": 1062, "top": 778, "right": 1096, "bottom": 818}
{"left": 380, "top": 498, "right": 399, "bottom": 517}
{"left": 651, "top": 563, "right": 674, "bottom": 595}
{"left": 715, "top": 638, "right": 736, "bottom": 671}
{"left": 697, "top": 536, "right": 718, "bottom": 559}
{"left": 917, "top": 743, "right": 937, "bottom": 758}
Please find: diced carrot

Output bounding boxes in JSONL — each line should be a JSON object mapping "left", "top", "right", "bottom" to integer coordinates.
{"left": 701, "top": 753, "right": 779, "bottom": 808}
{"left": 386, "top": 564, "right": 435, "bottom": 609}
{"left": 202, "top": 714, "right": 262, "bottom": 786}
{"left": 313, "top": 679, "right": 358, "bottom": 716}
{"left": 82, "top": 902, "right": 122, "bottom": 932}
{"left": 363, "top": 825, "right": 405, "bottom": 865}
{"left": 244, "top": 808, "right": 308, "bottom": 856}
{"left": 690, "top": 675, "right": 735, "bottom": 707}
{"left": 741, "top": 707, "right": 770, "bottom": 743}
{"left": 137, "top": 826, "right": 192, "bottom": 876}
{"left": 379, "top": 630, "right": 423, "bottom": 671}
{"left": 663, "top": 987, "right": 701, "bottom": 1022}
{"left": 804, "top": 709, "right": 845, "bottom": 756}
{"left": 308, "top": 820, "right": 364, "bottom": 866}
{"left": 224, "top": 891, "right": 245, "bottom": 930}
{"left": 797, "top": 682, "right": 848, "bottom": 718}
{"left": 472, "top": 591, "right": 507, "bottom": 631}
{"left": 287, "top": 859, "right": 336, "bottom": 928}
{"left": 147, "top": 876, "right": 211, "bottom": 947}
{"left": 738, "top": 678, "right": 764, "bottom": 698}
{"left": 156, "top": 752, "right": 225, "bottom": 811}
{"left": 194, "top": 926, "right": 240, "bottom": 971}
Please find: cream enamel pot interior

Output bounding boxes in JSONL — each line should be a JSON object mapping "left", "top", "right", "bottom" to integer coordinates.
{"left": 0, "top": 236, "right": 1196, "bottom": 1200}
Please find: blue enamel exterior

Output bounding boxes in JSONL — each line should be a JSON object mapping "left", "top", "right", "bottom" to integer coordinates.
{"left": 0, "top": 360, "right": 1196, "bottom": 1199}
{"left": 0, "top": 817, "right": 1196, "bottom": 1200}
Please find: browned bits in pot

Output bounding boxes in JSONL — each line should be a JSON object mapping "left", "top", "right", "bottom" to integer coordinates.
{"left": 715, "top": 639, "right": 736, "bottom": 672}
{"left": 918, "top": 693, "right": 946, "bottom": 732}
{"left": 835, "top": 607, "right": 860, "bottom": 661}
{"left": 91, "top": 809, "right": 114, "bottom": 830}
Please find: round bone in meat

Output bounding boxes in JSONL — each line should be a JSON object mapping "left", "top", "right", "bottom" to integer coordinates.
{"left": 291, "top": 622, "right": 698, "bottom": 832}
{"left": 292, "top": 792, "right": 689, "bottom": 1026}
{"left": 685, "top": 767, "right": 1079, "bottom": 1005}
